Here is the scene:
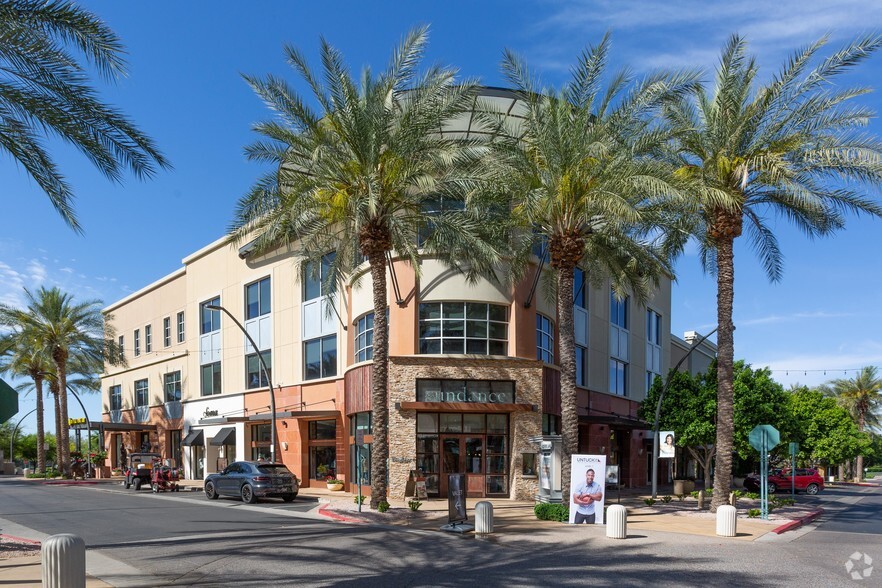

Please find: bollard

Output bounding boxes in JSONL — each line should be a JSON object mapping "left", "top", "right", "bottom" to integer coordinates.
{"left": 606, "top": 504, "right": 627, "bottom": 539}
{"left": 42, "top": 533, "right": 86, "bottom": 588}
{"left": 716, "top": 505, "right": 737, "bottom": 537}
{"left": 697, "top": 489, "right": 705, "bottom": 510}
{"left": 729, "top": 491, "right": 738, "bottom": 509}
{"left": 475, "top": 501, "right": 494, "bottom": 534}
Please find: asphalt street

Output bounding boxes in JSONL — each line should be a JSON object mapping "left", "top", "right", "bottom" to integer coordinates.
{"left": 0, "top": 478, "right": 879, "bottom": 587}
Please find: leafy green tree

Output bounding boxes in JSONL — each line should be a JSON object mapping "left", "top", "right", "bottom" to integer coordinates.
{"left": 19, "top": 431, "right": 56, "bottom": 465}
{"left": 665, "top": 34, "right": 882, "bottom": 509}
{"left": 230, "top": 27, "right": 495, "bottom": 509}
{"left": 0, "top": 0, "right": 169, "bottom": 232}
{"left": 486, "top": 34, "right": 697, "bottom": 494}
{"left": 787, "top": 386, "right": 865, "bottom": 468}
{"left": 822, "top": 366, "right": 882, "bottom": 478}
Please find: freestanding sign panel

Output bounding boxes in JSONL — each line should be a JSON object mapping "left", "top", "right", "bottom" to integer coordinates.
{"left": 659, "top": 431, "right": 676, "bottom": 458}
{"left": 447, "top": 474, "right": 467, "bottom": 523}
{"left": 569, "top": 454, "right": 606, "bottom": 525}
{"left": 0, "top": 379, "right": 18, "bottom": 425}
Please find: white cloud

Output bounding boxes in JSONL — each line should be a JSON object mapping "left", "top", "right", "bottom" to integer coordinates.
{"left": 738, "top": 311, "right": 856, "bottom": 327}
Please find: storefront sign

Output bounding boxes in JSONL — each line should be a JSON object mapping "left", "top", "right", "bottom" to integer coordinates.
{"left": 202, "top": 408, "right": 219, "bottom": 418}
{"left": 68, "top": 417, "right": 87, "bottom": 426}
{"left": 417, "top": 379, "right": 515, "bottom": 404}
{"left": 447, "top": 474, "right": 467, "bottom": 523}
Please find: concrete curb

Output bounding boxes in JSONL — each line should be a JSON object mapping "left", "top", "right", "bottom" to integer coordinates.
{"left": 0, "top": 533, "right": 41, "bottom": 545}
{"left": 833, "top": 481, "right": 878, "bottom": 487}
{"left": 318, "top": 504, "right": 365, "bottom": 524}
{"left": 771, "top": 508, "right": 824, "bottom": 534}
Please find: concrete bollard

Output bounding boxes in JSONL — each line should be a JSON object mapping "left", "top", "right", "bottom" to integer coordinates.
{"left": 716, "top": 505, "right": 737, "bottom": 537}
{"left": 606, "top": 504, "right": 627, "bottom": 539}
{"left": 42, "top": 533, "right": 86, "bottom": 588}
{"left": 697, "top": 489, "right": 705, "bottom": 510}
{"left": 729, "top": 491, "right": 738, "bottom": 509}
{"left": 475, "top": 501, "right": 494, "bottom": 534}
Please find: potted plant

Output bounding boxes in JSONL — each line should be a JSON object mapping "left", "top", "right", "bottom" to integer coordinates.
{"left": 326, "top": 478, "right": 344, "bottom": 491}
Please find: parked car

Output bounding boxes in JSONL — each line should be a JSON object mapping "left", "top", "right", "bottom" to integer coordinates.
{"left": 204, "top": 461, "right": 299, "bottom": 504}
{"left": 123, "top": 453, "right": 162, "bottom": 490}
{"left": 744, "top": 468, "right": 824, "bottom": 494}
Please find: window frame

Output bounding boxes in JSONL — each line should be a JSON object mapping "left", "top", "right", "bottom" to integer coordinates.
{"left": 303, "top": 335, "right": 337, "bottom": 381}
{"left": 245, "top": 276, "right": 272, "bottom": 320}
{"left": 610, "top": 291, "right": 629, "bottom": 329}
{"left": 134, "top": 329, "right": 140, "bottom": 357}
{"left": 177, "top": 311, "right": 185, "bottom": 343}
{"left": 245, "top": 350, "right": 272, "bottom": 389}
{"left": 418, "top": 301, "right": 508, "bottom": 356}
{"left": 200, "top": 297, "right": 221, "bottom": 335}
{"left": 609, "top": 358, "right": 628, "bottom": 397}
{"left": 163, "top": 317, "right": 171, "bottom": 348}
{"left": 145, "top": 324, "right": 152, "bottom": 353}
{"left": 536, "top": 313, "right": 554, "bottom": 364}
{"left": 109, "top": 385, "right": 121, "bottom": 411}
{"left": 134, "top": 379, "right": 149, "bottom": 407}
{"left": 164, "top": 371, "right": 181, "bottom": 402}
{"left": 201, "top": 361, "right": 222, "bottom": 396}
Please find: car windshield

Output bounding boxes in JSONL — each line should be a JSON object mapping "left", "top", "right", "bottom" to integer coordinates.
{"left": 257, "top": 465, "right": 292, "bottom": 475}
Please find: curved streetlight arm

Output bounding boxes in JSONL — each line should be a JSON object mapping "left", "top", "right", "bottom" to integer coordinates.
{"left": 205, "top": 304, "right": 278, "bottom": 463}
{"left": 10, "top": 408, "right": 38, "bottom": 467}
{"left": 652, "top": 327, "right": 718, "bottom": 498}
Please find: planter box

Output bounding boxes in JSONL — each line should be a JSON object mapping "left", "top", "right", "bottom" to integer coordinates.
{"left": 327, "top": 483, "right": 344, "bottom": 491}
{"left": 673, "top": 479, "right": 695, "bottom": 495}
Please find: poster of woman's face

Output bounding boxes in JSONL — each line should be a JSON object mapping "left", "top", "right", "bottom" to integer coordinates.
{"left": 659, "top": 431, "right": 675, "bottom": 458}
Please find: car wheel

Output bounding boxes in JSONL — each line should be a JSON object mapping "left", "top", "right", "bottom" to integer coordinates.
{"left": 241, "top": 484, "right": 258, "bottom": 504}
{"left": 768, "top": 482, "right": 777, "bottom": 494}
{"left": 133, "top": 478, "right": 142, "bottom": 491}
{"left": 806, "top": 483, "right": 820, "bottom": 495}
{"left": 282, "top": 493, "right": 296, "bottom": 503}
{"left": 205, "top": 481, "right": 218, "bottom": 500}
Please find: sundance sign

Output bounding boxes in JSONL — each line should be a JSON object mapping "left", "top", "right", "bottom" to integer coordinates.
{"left": 416, "top": 379, "right": 515, "bottom": 404}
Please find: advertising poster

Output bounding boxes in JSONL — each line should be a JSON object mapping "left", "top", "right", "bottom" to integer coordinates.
{"left": 569, "top": 454, "right": 606, "bottom": 525}
{"left": 659, "top": 431, "right": 676, "bottom": 458}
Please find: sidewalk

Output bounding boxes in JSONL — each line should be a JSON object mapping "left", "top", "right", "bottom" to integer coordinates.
{"left": 0, "top": 555, "right": 111, "bottom": 587}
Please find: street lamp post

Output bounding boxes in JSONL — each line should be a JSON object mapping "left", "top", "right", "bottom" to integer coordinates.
{"left": 205, "top": 304, "right": 278, "bottom": 463}
{"left": 651, "top": 327, "right": 718, "bottom": 499}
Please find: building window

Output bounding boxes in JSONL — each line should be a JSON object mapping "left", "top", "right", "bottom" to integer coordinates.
{"left": 418, "top": 302, "right": 508, "bottom": 355}
{"left": 308, "top": 419, "right": 337, "bottom": 480}
{"left": 246, "top": 277, "right": 271, "bottom": 320}
{"left": 177, "top": 311, "right": 185, "bottom": 343}
{"left": 109, "top": 385, "right": 121, "bottom": 411}
{"left": 163, "top": 317, "right": 171, "bottom": 347}
{"left": 611, "top": 292, "right": 629, "bottom": 329}
{"left": 610, "top": 358, "right": 628, "bottom": 396}
{"left": 303, "top": 253, "right": 335, "bottom": 301}
{"left": 201, "top": 297, "right": 221, "bottom": 335}
{"left": 135, "top": 379, "right": 148, "bottom": 407}
{"left": 354, "top": 312, "right": 375, "bottom": 363}
{"left": 646, "top": 309, "right": 662, "bottom": 394}
{"left": 169, "top": 430, "right": 182, "bottom": 469}
{"left": 574, "top": 267, "right": 587, "bottom": 309}
{"left": 251, "top": 424, "right": 271, "bottom": 461}
{"left": 246, "top": 351, "right": 272, "bottom": 389}
{"left": 201, "top": 362, "right": 221, "bottom": 396}
{"left": 576, "top": 345, "right": 587, "bottom": 387}
{"left": 133, "top": 329, "right": 140, "bottom": 356}
{"left": 117, "top": 335, "right": 124, "bottom": 362}
{"left": 542, "top": 413, "right": 560, "bottom": 435}
{"left": 418, "top": 195, "right": 465, "bottom": 246}
{"left": 304, "top": 336, "right": 336, "bottom": 380}
{"left": 164, "top": 371, "right": 181, "bottom": 402}
{"left": 536, "top": 313, "right": 554, "bottom": 364}
{"left": 145, "top": 324, "right": 152, "bottom": 353}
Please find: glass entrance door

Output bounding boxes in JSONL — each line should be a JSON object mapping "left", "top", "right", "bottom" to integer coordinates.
{"left": 440, "top": 436, "right": 485, "bottom": 497}
{"left": 440, "top": 436, "right": 462, "bottom": 497}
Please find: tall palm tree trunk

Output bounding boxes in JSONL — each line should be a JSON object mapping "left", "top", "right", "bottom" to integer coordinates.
{"left": 53, "top": 352, "right": 70, "bottom": 476}
{"left": 856, "top": 413, "right": 866, "bottom": 480}
{"left": 367, "top": 251, "right": 389, "bottom": 509}
{"left": 50, "top": 381, "right": 61, "bottom": 470}
{"left": 557, "top": 264, "right": 578, "bottom": 497}
{"left": 711, "top": 236, "right": 736, "bottom": 511}
{"left": 34, "top": 376, "right": 45, "bottom": 473}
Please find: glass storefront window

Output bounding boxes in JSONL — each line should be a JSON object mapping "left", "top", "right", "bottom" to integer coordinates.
{"left": 416, "top": 413, "right": 438, "bottom": 433}
{"left": 487, "top": 414, "right": 507, "bottom": 434}
{"left": 309, "top": 420, "right": 336, "bottom": 440}
{"left": 310, "top": 446, "right": 336, "bottom": 480}
{"left": 463, "top": 414, "right": 485, "bottom": 433}
{"left": 349, "top": 443, "right": 371, "bottom": 486}
{"left": 440, "top": 414, "right": 462, "bottom": 433}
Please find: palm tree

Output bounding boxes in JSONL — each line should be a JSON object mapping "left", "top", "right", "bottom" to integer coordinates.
{"left": 666, "top": 34, "right": 882, "bottom": 509}
{"left": 0, "top": 287, "right": 119, "bottom": 475}
{"left": 0, "top": 0, "right": 169, "bottom": 232}
{"left": 824, "top": 366, "right": 882, "bottom": 479}
{"left": 482, "top": 34, "right": 698, "bottom": 495}
{"left": 0, "top": 330, "right": 53, "bottom": 473}
{"left": 230, "top": 27, "right": 496, "bottom": 509}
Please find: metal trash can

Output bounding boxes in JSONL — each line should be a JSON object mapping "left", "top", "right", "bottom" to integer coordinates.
{"left": 606, "top": 504, "right": 627, "bottom": 539}
{"left": 42, "top": 533, "right": 86, "bottom": 588}
{"left": 475, "top": 501, "right": 494, "bottom": 534}
{"left": 716, "top": 504, "right": 737, "bottom": 537}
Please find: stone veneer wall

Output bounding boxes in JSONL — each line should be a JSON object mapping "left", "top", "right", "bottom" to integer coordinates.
{"left": 387, "top": 356, "right": 543, "bottom": 500}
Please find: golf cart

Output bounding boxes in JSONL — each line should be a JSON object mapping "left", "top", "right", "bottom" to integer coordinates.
{"left": 124, "top": 452, "right": 161, "bottom": 490}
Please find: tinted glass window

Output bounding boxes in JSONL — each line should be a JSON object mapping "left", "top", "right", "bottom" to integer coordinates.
{"left": 257, "top": 465, "right": 292, "bottom": 475}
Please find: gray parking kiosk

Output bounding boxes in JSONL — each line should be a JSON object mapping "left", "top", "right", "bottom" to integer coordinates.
{"left": 531, "top": 435, "right": 563, "bottom": 503}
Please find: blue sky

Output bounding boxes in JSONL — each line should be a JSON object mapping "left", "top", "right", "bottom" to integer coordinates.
{"left": 3, "top": 0, "right": 882, "bottom": 434}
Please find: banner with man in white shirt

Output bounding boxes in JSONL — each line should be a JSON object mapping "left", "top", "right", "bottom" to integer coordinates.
{"left": 569, "top": 454, "right": 606, "bottom": 524}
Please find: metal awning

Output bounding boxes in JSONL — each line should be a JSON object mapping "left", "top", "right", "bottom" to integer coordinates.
{"left": 79, "top": 422, "right": 157, "bottom": 432}
{"left": 181, "top": 429, "right": 204, "bottom": 447}
{"left": 209, "top": 427, "right": 236, "bottom": 446}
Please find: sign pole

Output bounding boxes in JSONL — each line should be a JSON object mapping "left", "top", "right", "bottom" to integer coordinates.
{"left": 356, "top": 443, "right": 362, "bottom": 513}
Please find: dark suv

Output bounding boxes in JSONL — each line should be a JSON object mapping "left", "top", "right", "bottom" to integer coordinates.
{"left": 204, "top": 461, "right": 299, "bottom": 503}
{"left": 744, "top": 468, "right": 824, "bottom": 494}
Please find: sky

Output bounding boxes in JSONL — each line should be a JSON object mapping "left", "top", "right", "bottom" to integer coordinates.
{"left": 3, "top": 0, "right": 882, "bottom": 435}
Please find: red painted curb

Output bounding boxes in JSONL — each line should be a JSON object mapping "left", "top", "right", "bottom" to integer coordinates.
{"left": 318, "top": 503, "right": 365, "bottom": 524}
{"left": 771, "top": 508, "right": 824, "bottom": 534}
{"left": 835, "top": 482, "right": 878, "bottom": 487}
{"left": 0, "top": 534, "right": 41, "bottom": 545}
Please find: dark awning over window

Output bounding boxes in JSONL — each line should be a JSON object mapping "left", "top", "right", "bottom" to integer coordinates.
{"left": 209, "top": 427, "right": 236, "bottom": 447}
{"left": 181, "top": 429, "right": 204, "bottom": 447}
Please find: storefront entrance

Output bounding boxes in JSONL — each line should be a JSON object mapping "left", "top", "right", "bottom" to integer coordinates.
{"left": 417, "top": 413, "right": 509, "bottom": 498}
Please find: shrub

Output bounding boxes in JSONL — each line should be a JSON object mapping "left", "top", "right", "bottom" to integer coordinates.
{"left": 534, "top": 503, "right": 569, "bottom": 522}
{"left": 746, "top": 492, "right": 760, "bottom": 500}
{"left": 676, "top": 494, "right": 686, "bottom": 502}
{"left": 661, "top": 495, "right": 673, "bottom": 504}
{"left": 377, "top": 500, "right": 390, "bottom": 513}
{"left": 747, "top": 509, "right": 760, "bottom": 518}
{"left": 689, "top": 490, "right": 700, "bottom": 499}
{"left": 643, "top": 498, "right": 656, "bottom": 506}
{"left": 325, "top": 479, "right": 343, "bottom": 485}
{"left": 353, "top": 495, "right": 365, "bottom": 505}
{"left": 407, "top": 499, "right": 422, "bottom": 511}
